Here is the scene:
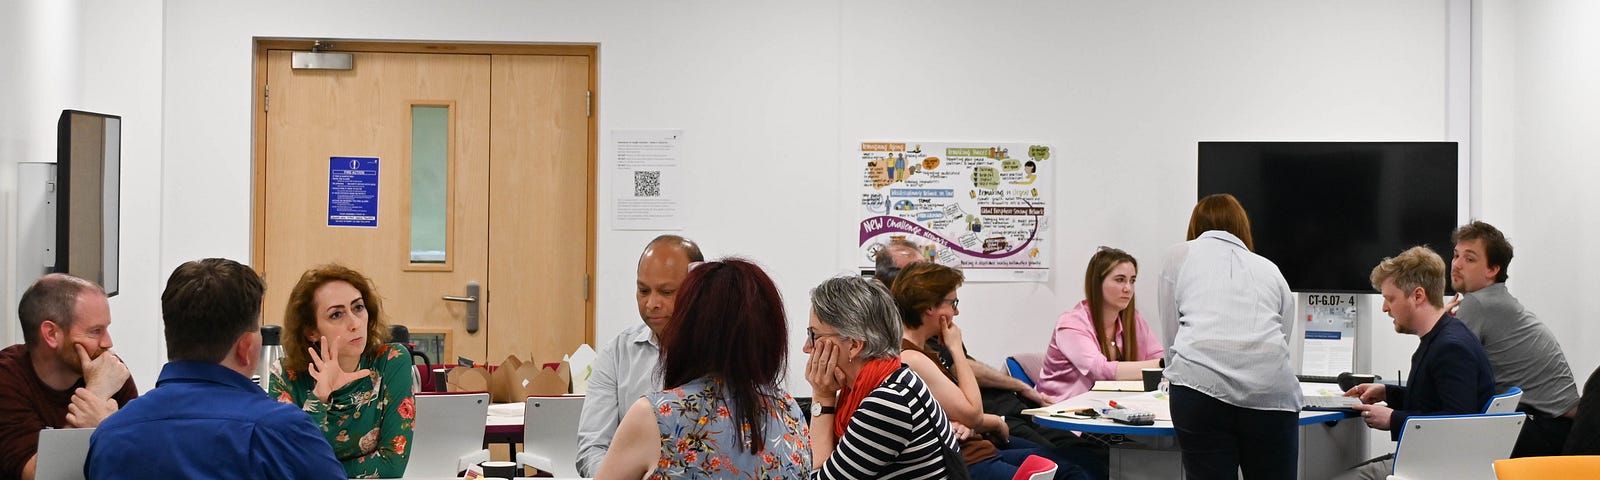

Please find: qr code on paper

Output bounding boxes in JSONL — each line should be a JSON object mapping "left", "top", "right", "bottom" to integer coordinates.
{"left": 634, "top": 170, "right": 661, "bottom": 197}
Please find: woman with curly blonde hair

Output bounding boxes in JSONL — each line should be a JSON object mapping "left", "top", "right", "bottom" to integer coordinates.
{"left": 269, "top": 264, "right": 414, "bottom": 478}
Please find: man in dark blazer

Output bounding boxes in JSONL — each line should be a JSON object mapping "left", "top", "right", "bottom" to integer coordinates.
{"left": 1333, "top": 247, "right": 1496, "bottom": 480}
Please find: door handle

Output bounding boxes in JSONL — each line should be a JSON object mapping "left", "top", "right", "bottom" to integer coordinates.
{"left": 443, "top": 281, "right": 481, "bottom": 333}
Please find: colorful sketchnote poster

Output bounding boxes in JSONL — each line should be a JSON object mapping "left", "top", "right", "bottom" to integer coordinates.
{"left": 858, "top": 142, "right": 1051, "bottom": 282}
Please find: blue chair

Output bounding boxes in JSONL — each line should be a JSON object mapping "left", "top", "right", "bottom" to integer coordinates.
{"left": 1483, "top": 386, "right": 1523, "bottom": 414}
{"left": 1387, "top": 412, "right": 1524, "bottom": 480}
{"left": 1005, "top": 353, "right": 1043, "bottom": 387}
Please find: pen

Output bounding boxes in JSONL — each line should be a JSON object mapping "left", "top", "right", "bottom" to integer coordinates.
{"left": 1109, "top": 400, "right": 1126, "bottom": 409}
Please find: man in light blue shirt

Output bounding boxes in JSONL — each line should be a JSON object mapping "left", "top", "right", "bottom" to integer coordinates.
{"left": 86, "top": 258, "right": 343, "bottom": 479}
{"left": 575, "top": 236, "right": 702, "bottom": 476}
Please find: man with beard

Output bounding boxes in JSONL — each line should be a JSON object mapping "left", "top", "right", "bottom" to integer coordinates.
{"left": 0, "top": 274, "right": 137, "bottom": 480}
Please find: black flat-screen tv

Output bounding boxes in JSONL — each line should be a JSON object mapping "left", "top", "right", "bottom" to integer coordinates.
{"left": 56, "top": 110, "right": 121, "bottom": 296}
{"left": 1198, "top": 142, "right": 1457, "bottom": 294}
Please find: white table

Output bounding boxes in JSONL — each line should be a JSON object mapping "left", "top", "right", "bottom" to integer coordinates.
{"left": 1030, "top": 383, "right": 1368, "bottom": 480}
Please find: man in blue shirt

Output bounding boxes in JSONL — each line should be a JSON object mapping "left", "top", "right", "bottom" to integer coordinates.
{"left": 86, "top": 258, "right": 343, "bottom": 479}
{"left": 1334, "top": 247, "right": 1496, "bottom": 480}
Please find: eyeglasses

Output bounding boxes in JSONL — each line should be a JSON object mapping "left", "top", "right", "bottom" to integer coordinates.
{"left": 806, "top": 327, "right": 843, "bottom": 346}
{"left": 940, "top": 298, "right": 960, "bottom": 308}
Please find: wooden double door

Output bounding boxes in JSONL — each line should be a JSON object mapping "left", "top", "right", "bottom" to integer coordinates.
{"left": 253, "top": 41, "right": 595, "bottom": 364}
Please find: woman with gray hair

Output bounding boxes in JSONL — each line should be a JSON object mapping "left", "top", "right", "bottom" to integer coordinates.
{"left": 805, "top": 275, "right": 965, "bottom": 479}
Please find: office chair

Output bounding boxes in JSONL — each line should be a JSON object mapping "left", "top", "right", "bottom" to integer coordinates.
{"left": 1386, "top": 412, "right": 1524, "bottom": 480}
{"left": 1005, "top": 352, "right": 1044, "bottom": 387}
{"left": 410, "top": 392, "right": 492, "bottom": 476}
{"left": 1483, "top": 386, "right": 1523, "bottom": 414}
{"left": 1492, "top": 455, "right": 1600, "bottom": 480}
{"left": 1012, "top": 454, "right": 1058, "bottom": 480}
{"left": 517, "top": 395, "right": 585, "bottom": 477}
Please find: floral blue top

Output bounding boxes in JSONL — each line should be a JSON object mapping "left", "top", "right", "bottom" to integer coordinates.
{"left": 646, "top": 376, "right": 810, "bottom": 479}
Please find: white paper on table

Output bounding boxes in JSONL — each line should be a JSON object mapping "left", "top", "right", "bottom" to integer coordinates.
{"left": 1023, "top": 390, "right": 1173, "bottom": 421}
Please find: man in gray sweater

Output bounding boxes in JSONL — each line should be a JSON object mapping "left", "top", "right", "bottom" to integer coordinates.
{"left": 1450, "top": 221, "right": 1579, "bottom": 457}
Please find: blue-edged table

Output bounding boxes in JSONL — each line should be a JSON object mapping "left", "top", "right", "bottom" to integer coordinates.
{"left": 1029, "top": 383, "right": 1368, "bottom": 480}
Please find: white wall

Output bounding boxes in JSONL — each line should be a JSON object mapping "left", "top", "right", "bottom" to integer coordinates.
{"left": 1498, "top": 0, "right": 1600, "bottom": 383}
{"left": 79, "top": 0, "right": 166, "bottom": 389}
{"left": 0, "top": 0, "right": 165, "bottom": 388}
{"left": 1, "top": 0, "right": 83, "bottom": 348}
{"left": 152, "top": 0, "right": 1453, "bottom": 394}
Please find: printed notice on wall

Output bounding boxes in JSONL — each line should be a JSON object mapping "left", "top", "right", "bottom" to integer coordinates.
{"left": 858, "top": 141, "right": 1052, "bottom": 282}
{"left": 328, "top": 156, "right": 379, "bottom": 228}
{"left": 1301, "top": 294, "right": 1359, "bottom": 377}
{"left": 612, "top": 130, "right": 682, "bottom": 230}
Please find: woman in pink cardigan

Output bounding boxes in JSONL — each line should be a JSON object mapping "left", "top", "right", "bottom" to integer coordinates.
{"left": 1037, "top": 247, "right": 1165, "bottom": 402}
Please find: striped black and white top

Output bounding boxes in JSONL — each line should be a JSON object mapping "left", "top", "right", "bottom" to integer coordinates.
{"left": 811, "top": 365, "right": 960, "bottom": 480}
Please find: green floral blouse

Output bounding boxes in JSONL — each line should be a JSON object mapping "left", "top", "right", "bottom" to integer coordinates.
{"left": 270, "top": 342, "right": 416, "bottom": 478}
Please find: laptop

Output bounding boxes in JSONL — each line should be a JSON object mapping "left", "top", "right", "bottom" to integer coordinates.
{"left": 35, "top": 428, "right": 95, "bottom": 480}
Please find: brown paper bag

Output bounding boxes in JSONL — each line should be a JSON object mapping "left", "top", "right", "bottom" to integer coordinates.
{"left": 489, "top": 355, "right": 527, "bottom": 403}
{"left": 445, "top": 366, "right": 490, "bottom": 393}
{"left": 524, "top": 361, "right": 568, "bottom": 396}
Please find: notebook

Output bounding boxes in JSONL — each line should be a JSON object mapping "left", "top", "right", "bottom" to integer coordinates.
{"left": 1091, "top": 380, "right": 1144, "bottom": 392}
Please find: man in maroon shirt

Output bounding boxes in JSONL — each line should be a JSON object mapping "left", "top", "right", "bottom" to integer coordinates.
{"left": 0, "top": 274, "right": 137, "bottom": 480}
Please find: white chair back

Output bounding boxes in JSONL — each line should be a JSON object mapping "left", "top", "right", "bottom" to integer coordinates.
{"left": 1390, "top": 412, "right": 1524, "bottom": 480}
{"left": 516, "top": 395, "right": 584, "bottom": 477}
{"left": 35, "top": 428, "right": 94, "bottom": 480}
{"left": 1483, "top": 386, "right": 1523, "bottom": 414}
{"left": 409, "top": 392, "right": 491, "bottom": 476}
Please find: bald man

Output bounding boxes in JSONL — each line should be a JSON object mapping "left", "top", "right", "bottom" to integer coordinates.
{"left": 575, "top": 235, "right": 703, "bottom": 477}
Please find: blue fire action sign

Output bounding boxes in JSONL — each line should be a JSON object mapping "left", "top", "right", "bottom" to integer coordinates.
{"left": 328, "top": 156, "right": 379, "bottom": 227}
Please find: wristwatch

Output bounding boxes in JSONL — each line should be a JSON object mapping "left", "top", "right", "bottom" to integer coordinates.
{"left": 811, "top": 402, "right": 836, "bottom": 417}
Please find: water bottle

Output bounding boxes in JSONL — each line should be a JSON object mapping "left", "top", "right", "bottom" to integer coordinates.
{"left": 259, "top": 325, "right": 284, "bottom": 391}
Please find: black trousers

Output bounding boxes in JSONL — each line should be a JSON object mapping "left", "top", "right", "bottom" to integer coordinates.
{"left": 1511, "top": 408, "right": 1573, "bottom": 458}
{"left": 1169, "top": 384, "right": 1299, "bottom": 480}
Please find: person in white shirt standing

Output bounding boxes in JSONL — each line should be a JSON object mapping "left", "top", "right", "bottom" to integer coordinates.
{"left": 575, "top": 235, "right": 702, "bottom": 476}
{"left": 1158, "top": 194, "right": 1301, "bottom": 480}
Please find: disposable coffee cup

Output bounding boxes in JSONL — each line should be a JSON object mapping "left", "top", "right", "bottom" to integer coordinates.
{"left": 1339, "top": 373, "right": 1376, "bottom": 392}
{"left": 479, "top": 460, "right": 517, "bottom": 478}
{"left": 1142, "top": 368, "right": 1164, "bottom": 392}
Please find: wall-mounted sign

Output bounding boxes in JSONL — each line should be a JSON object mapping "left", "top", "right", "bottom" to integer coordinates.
{"left": 328, "top": 156, "right": 379, "bottom": 228}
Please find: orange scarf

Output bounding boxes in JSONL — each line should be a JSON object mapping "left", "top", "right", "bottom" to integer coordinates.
{"left": 833, "top": 357, "right": 903, "bottom": 441}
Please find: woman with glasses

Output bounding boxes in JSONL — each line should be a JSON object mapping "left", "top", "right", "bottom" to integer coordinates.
{"left": 1036, "top": 247, "right": 1165, "bottom": 402}
{"left": 806, "top": 275, "right": 964, "bottom": 479}
{"left": 890, "top": 263, "right": 1089, "bottom": 480}
{"left": 595, "top": 259, "right": 809, "bottom": 479}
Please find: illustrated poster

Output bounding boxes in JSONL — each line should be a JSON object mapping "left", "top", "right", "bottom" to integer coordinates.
{"left": 858, "top": 141, "right": 1051, "bottom": 282}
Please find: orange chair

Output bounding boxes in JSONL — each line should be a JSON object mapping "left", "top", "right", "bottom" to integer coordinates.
{"left": 1012, "top": 454, "right": 1058, "bottom": 480}
{"left": 1493, "top": 455, "right": 1600, "bottom": 479}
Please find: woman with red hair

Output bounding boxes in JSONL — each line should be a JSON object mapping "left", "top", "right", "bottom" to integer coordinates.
{"left": 596, "top": 258, "right": 809, "bottom": 479}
